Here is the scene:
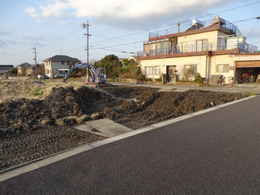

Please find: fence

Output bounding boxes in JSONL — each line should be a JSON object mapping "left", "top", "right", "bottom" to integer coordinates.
{"left": 138, "top": 41, "right": 257, "bottom": 57}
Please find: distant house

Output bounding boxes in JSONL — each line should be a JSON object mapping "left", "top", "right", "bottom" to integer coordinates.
{"left": 0, "top": 65, "right": 14, "bottom": 75}
{"left": 17, "top": 63, "right": 33, "bottom": 76}
{"left": 43, "top": 55, "right": 80, "bottom": 78}
{"left": 33, "top": 64, "right": 45, "bottom": 76}
{"left": 138, "top": 16, "right": 260, "bottom": 84}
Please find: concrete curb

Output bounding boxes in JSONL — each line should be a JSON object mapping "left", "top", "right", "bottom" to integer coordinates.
{"left": 0, "top": 95, "right": 256, "bottom": 182}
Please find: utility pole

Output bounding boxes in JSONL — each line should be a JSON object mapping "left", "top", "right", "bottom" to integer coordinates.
{"left": 177, "top": 23, "right": 181, "bottom": 33}
{"left": 82, "top": 21, "right": 91, "bottom": 65}
{"left": 33, "top": 47, "right": 38, "bottom": 66}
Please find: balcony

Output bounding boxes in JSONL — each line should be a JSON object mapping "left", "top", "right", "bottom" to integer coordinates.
{"left": 137, "top": 41, "right": 258, "bottom": 58}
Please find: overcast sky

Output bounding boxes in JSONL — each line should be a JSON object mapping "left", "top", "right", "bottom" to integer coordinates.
{"left": 1, "top": 0, "right": 260, "bottom": 65}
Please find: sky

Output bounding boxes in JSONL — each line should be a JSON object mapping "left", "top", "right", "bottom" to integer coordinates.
{"left": 0, "top": 0, "right": 260, "bottom": 65}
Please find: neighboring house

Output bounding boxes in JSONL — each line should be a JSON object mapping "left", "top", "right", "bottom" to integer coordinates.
{"left": 17, "top": 63, "right": 33, "bottom": 76}
{"left": 43, "top": 55, "right": 80, "bottom": 78}
{"left": 0, "top": 65, "right": 14, "bottom": 75}
{"left": 138, "top": 16, "right": 260, "bottom": 84}
{"left": 33, "top": 64, "right": 45, "bottom": 76}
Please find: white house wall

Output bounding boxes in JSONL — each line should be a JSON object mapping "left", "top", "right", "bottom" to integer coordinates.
{"left": 140, "top": 55, "right": 207, "bottom": 80}
{"left": 210, "top": 55, "right": 235, "bottom": 83}
{"left": 140, "top": 54, "right": 241, "bottom": 83}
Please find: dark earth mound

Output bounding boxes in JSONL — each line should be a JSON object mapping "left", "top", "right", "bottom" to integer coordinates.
{"left": 101, "top": 85, "right": 158, "bottom": 99}
{"left": 0, "top": 85, "right": 246, "bottom": 171}
{"left": 105, "top": 90, "right": 245, "bottom": 129}
{"left": 0, "top": 87, "right": 115, "bottom": 137}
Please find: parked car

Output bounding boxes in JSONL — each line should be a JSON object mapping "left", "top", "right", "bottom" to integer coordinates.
{"left": 37, "top": 74, "right": 49, "bottom": 80}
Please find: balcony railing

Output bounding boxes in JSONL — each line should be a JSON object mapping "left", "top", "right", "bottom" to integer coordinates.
{"left": 148, "top": 20, "right": 241, "bottom": 40}
{"left": 137, "top": 42, "right": 258, "bottom": 57}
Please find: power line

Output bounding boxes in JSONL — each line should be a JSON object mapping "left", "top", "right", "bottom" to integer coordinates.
{"left": 95, "top": 47, "right": 136, "bottom": 55}
{"left": 90, "top": 1, "right": 260, "bottom": 52}
{"left": 92, "top": 0, "right": 260, "bottom": 48}
{"left": 233, "top": 16, "right": 260, "bottom": 24}
{"left": 91, "top": 16, "right": 260, "bottom": 54}
{"left": 93, "top": 30, "right": 146, "bottom": 46}
{"left": 92, "top": 40, "right": 143, "bottom": 50}
{"left": 148, "top": 0, "right": 260, "bottom": 34}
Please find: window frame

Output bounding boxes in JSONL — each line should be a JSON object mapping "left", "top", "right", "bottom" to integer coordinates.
{"left": 216, "top": 64, "right": 230, "bottom": 73}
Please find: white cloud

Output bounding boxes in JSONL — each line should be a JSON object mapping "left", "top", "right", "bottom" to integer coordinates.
{"left": 25, "top": 7, "right": 39, "bottom": 18}
{"left": 26, "top": 0, "right": 236, "bottom": 27}
{"left": 41, "top": 1, "right": 69, "bottom": 17}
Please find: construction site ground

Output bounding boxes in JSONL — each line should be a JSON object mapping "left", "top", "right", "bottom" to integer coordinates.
{"left": 0, "top": 77, "right": 249, "bottom": 171}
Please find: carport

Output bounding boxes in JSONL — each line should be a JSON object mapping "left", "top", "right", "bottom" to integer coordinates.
{"left": 235, "top": 60, "right": 260, "bottom": 83}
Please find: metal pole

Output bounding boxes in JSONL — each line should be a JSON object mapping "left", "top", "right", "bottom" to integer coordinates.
{"left": 177, "top": 23, "right": 181, "bottom": 33}
{"left": 82, "top": 21, "right": 91, "bottom": 65}
{"left": 86, "top": 22, "right": 90, "bottom": 65}
{"left": 82, "top": 21, "right": 91, "bottom": 82}
{"left": 33, "top": 47, "right": 37, "bottom": 66}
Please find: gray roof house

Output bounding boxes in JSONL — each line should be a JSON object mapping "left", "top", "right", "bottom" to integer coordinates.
{"left": 43, "top": 55, "right": 80, "bottom": 78}
{"left": 43, "top": 55, "right": 80, "bottom": 64}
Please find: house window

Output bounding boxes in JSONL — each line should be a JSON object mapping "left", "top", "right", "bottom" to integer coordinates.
{"left": 183, "top": 64, "right": 197, "bottom": 80}
{"left": 196, "top": 39, "right": 208, "bottom": 52}
{"left": 184, "top": 64, "right": 197, "bottom": 74}
{"left": 216, "top": 64, "right": 229, "bottom": 73}
{"left": 145, "top": 66, "right": 161, "bottom": 76}
{"left": 218, "top": 38, "right": 227, "bottom": 50}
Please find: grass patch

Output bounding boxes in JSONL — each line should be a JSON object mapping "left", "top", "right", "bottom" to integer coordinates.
{"left": 31, "top": 88, "right": 44, "bottom": 97}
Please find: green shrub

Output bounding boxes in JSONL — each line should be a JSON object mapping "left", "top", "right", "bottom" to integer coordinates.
{"left": 136, "top": 67, "right": 146, "bottom": 81}
{"left": 194, "top": 73, "right": 204, "bottom": 84}
{"left": 31, "top": 88, "right": 44, "bottom": 96}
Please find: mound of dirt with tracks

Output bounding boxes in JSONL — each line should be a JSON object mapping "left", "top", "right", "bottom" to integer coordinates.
{"left": 0, "top": 85, "right": 246, "bottom": 137}
{"left": 0, "top": 87, "right": 116, "bottom": 137}
{"left": 105, "top": 90, "right": 245, "bottom": 129}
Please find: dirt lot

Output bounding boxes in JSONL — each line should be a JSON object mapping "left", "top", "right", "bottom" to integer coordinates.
{"left": 0, "top": 127, "right": 103, "bottom": 171}
{"left": 0, "top": 78, "right": 87, "bottom": 103}
{"left": 0, "top": 80, "right": 246, "bottom": 171}
{"left": 105, "top": 90, "right": 244, "bottom": 129}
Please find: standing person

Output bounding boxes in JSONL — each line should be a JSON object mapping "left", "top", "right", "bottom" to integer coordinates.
{"left": 63, "top": 71, "right": 68, "bottom": 83}
{"left": 218, "top": 75, "right": 225, "bottom": 87}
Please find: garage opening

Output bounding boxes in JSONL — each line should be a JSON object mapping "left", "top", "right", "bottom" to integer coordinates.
{"left": 235, "top": 61, "right": 260, "bottom": 83}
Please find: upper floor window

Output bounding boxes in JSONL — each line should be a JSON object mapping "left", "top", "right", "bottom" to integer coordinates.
{"left": 196, "top": 39, "right": 208, "bottom": 52}
{"left": 218, "top": 38, "right": 227, "bottom": 50}
{"left": 216, "top": 64, "right": 229, "bottom": 73}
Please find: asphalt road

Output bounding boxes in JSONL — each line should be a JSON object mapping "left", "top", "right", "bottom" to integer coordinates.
{"left": 1, "top": 96, "right": 260, "bottom": 195}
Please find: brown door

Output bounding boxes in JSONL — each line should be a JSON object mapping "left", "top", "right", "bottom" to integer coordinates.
{"left": 167, "top": 65, "right": 177, "bottom": 83}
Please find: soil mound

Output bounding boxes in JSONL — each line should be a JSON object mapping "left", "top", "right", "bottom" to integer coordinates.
{"left": 0, "top": 86, "right": 114, "bottom": 137}
{"left": 102, "top": 86, "right": 158, "bottom": 99}
{"left": 106, "top": 90, "right": 244, "bottom": 129}
{"left": 45, "top": 87, "right": 82, "bottom": 119}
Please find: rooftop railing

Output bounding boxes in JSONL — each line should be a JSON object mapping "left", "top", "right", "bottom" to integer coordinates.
{"left": 148, "top": 19, "right": 241, "bottom": 40}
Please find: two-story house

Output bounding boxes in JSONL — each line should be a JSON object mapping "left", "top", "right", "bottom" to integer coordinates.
{"left": 43, "top": 55, "right": 80, "bottom": 78}
{"left": 17, "top": 63, "right": 33, "bottom": 76}
{"left": 138, "top": 16, "right": 260, "bottom": 84}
